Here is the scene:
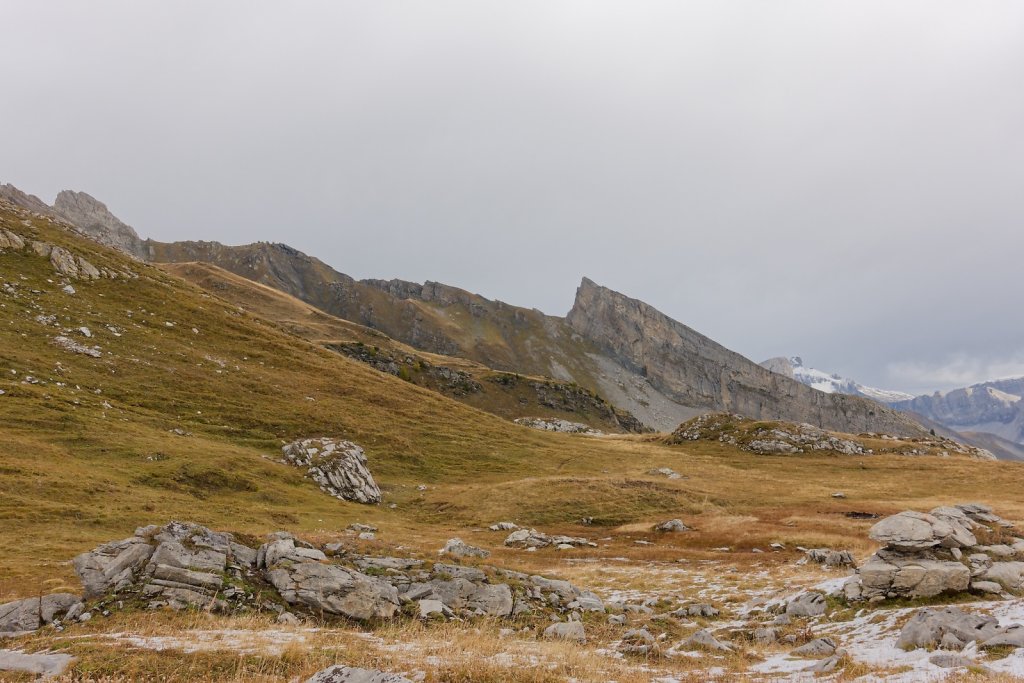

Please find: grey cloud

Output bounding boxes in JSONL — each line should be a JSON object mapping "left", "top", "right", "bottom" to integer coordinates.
{"left": 3, "top": 1, "right": 1023, "bottom": 394}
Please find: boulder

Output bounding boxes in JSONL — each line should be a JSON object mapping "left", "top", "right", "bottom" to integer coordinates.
{"left": 0, "top": 594, "right": 82, "bottom": 633}
{"left": 978, "top": 562, "right": 1024, "bottom": 591}
{"left": 440, "top": 538, "right": 490, "bottom": 559}
{"left": 850, "top": 552, "right": 970, "bottom": 601}
{"left": 306, "top": 666, "right": 413, "bottom": 683}
{"left": 543, "top": 621, "right": 586, "bottom": 642}
{"left": 654, "top": 519, "right": 690, "bottom": 533}
{"left": 619, "top": 628, "right": 657, "bottom": 655}
{"left": 49, "top": 246, "right": 79, "bottom": 278}
{"left": 869, "top": 511, "right": 976, "bottom": 551}
{"left": 786, "top": 592, "right": 826, "bottom": 617}
{"left": 982, "top": 624, "right": 1024, "bottom": 649}
{"left": 897, "top": 607, "right": 1001, "bottom": 650}
{"left": 424, "top": 577, "right": 513, "bottom": 617}
{"left": 791, "top": 638, "right": 836, "bottom": 657}
{"left": 680, "top": 628, "right": 733, "bottom": 652}
{"left": 929, "top": 653, "right": 984, "bottom": 670}
{"left": 804, "top": 548, "right": 856, "bottom": 568}
{"left": 282, "top": 438, "right": 382, "bottom": 504}
{"left": 267, "top": 561, "right": 400, "bottom": 621}
{"left": 0, "top": 229, "right": 26, "bottom": 250}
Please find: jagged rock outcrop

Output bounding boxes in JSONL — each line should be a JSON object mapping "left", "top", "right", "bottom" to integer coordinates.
{"left": 567, "top": 278, "right": 926, "bottom": 437}
{"left": 62, "top": 521, "right": 605, "bottom": 628}
{"left": 503, "top": 528, "right": 596, "bottom": 549}
{"left": 844, "top": 503, "right": 1024, "bottom": 601}
{"left": 281, "top": 438, "right": 382, "bottom": 504}
{"left": 50, "top": 190, "right": 147, "bottom": 259}
{"left": 513, "top": 417, "right": 601, "bottom": 434}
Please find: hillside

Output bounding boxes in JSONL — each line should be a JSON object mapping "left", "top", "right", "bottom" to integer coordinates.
{"left": 0, "top": 186, "right": 931, "bottom": 438}
{"left": 147, "top": 237, "right": 926, "bottom": 436}
{"left": 5, "top": 195, "right": 1024, "bottom": 682}
{"left": 160, "top": 261, "right": 646, "bottom": 433}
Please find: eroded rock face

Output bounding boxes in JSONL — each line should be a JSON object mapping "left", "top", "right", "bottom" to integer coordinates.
{"left": 282, "top": 438, "right": 382, "bottom": 504}
{"left": 51, "top": 190, "right": 147, "bottom": 260}
{"left": 567, "top": 278, "right": 927, "bottom": 437}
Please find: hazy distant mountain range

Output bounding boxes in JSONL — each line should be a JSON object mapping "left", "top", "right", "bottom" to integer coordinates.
{"left": 760, "top": 356, "right": 914, "bottom": 404}
{"left": 760, "top": 354, "right": 1024, "bottom": 459}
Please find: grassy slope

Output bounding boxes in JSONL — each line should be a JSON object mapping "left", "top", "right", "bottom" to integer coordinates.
{"left": 145, "top": 240, "right": 609, "bottom": 390}
{"left": 4, "top": 201, "right": 1024, "bottom": 609}
{"left": 159, "top": 262, "right": 642, "bottom": 432}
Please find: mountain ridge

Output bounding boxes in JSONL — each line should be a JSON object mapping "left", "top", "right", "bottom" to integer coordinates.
{"left": 0, "top": 183, "right": 928, "bottom": 437}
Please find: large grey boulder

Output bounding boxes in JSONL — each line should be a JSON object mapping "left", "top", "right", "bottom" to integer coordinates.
{"left": 306, "top": 666, "right": 413, "bottom": 683}
{"left": 680, "top": 628, "right": 733, "bottom": 652}
{"left": 853, "top": 553, "right": 970, "bottom": 601}
{"left": 282, "top": 438, "right": 382, "bottom": 504}
{"left": 804, "top": 548, "right": 856, "bottom": 568}
{"left": 440, "top": 538, "right": 490, "bottom": 559}
{"left": 0, "top": 594, "right": 82, "bottom": 633}
{"left": 982, "top": 624, "right": 1024, "bottom": 649}
{"left": 869, "top": 511, "right": 976, "bottom": 551}
{"left": 422, "top": 577, "right": 513, "bottom": 617}
{"left": 897, "top": 607, "right": 1001, "bottom": 650}
{"left": 786, "top": 592, "right": 826, "bottom": 617}
{"left": 978, "top": 561, "right": 1024, "bottom": 591}
{"left": 543, "top": 621, "right": 586, "bottom": 642}
{"left": 267, "top": 561, "right": 399, "bottom": 621}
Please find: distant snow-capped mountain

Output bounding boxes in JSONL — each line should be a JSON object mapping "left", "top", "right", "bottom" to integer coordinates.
{"left": 891, "top": 378, "right": 1024, "bottom": 446}
{"left": 760, "top": 356, "right": 914, "bottom": 403}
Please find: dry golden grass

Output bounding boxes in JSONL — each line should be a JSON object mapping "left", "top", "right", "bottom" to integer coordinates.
{"left": 4, "top": 203, "right": 1024, "bottom": 681}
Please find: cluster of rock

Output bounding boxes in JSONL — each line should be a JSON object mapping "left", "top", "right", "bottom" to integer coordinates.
{"left": 0, "top": 224, "right": 136, "bottom": 281}
{"left": 2, "top": 521, "right": 609, "bottom": 637}
{"left": 503, "top": 528, "right": 597, "bottom": 550}
{"left": 281, "top": 438, "right": 382, "bottom": 504}
{"left": 843, "top": 503, "right": 1024, "bottom": 601}
{"left": 802, "top": 547, "right": 856, "bottom": 568}
{"left": 513, "top": 417, "right": 602, "bottom": 435}
{"left": 669, "top": 413, "right": 869, "bottom": 455}
{"left": 898, "top": 606, "right": 1024, "bottom": 651}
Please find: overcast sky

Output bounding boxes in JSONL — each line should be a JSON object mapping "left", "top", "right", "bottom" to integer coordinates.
{"left": 3, "top": 1, "right": 1023, "bottom": 395}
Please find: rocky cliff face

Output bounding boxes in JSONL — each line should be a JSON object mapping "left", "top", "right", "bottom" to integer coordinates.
{"left": 566, "top": 278, "right": 926, "bottom": 437}
{"left": 51, "top": 190, "right": 147, "bottom": 260}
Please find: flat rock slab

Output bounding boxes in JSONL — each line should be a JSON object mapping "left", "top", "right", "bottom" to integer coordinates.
{"left": 0, "top": 649, "right": 75, "bottom": 679}
{"left": 307, "top": 665, "right": 412, "bottom": 682}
